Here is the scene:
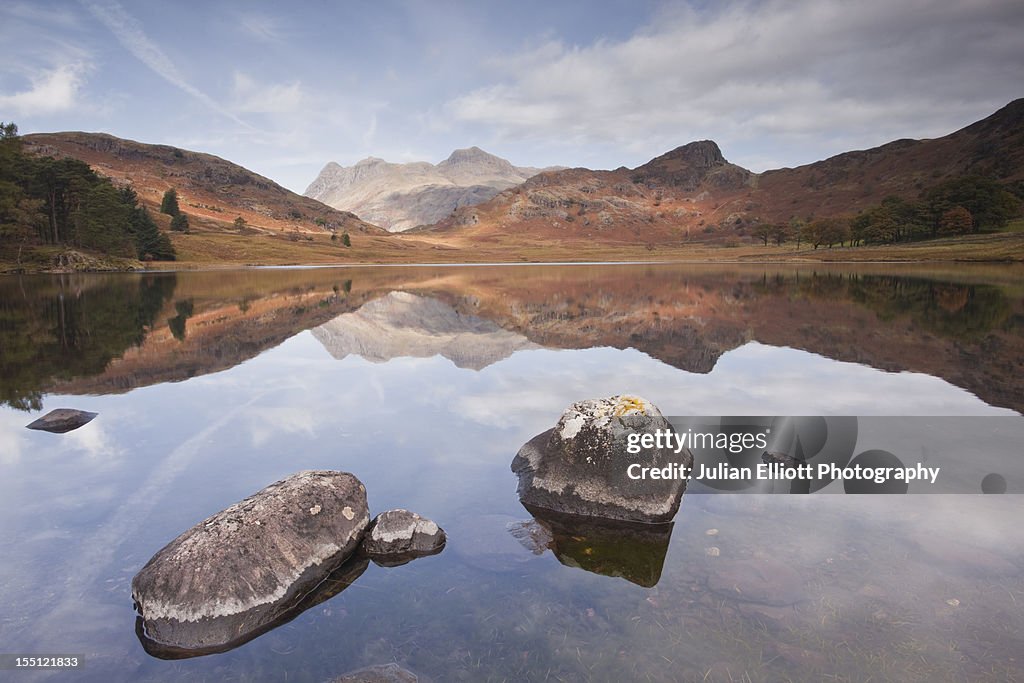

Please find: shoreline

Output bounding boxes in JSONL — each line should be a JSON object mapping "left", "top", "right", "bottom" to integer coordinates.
{"left": 3, "top": 231, "right": 1023, "bottom": 274}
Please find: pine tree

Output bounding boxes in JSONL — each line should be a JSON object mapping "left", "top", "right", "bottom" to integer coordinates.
{"left": 170, "top": 213, "right": 190, "bottom": 233}
{"left": 160, "top": 188, "right": 180, "bottom": 216}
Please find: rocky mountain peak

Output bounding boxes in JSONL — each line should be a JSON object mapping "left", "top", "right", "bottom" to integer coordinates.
{"left": 443, "top": 146, "right": 497, "bottom": 163}
{"left": 305, "top": 147, "right": 550, "bottom": 231}
{"left": 657, "top": 140, "right": 726, "bottom": 168}
{"left": 438, "top": 147, "right": 518, "bottom": 176}
{"left": 632, "top": 139, "right": 749, "bottom": 191}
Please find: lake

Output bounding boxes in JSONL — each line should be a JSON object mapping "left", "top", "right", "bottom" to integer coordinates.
{"left": 1, "top": 263, "right": 1022, "bottom": 682}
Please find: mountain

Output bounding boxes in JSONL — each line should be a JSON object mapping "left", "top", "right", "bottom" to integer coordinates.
{"left": 311, "top": 291, "right": 539, "bottom": 369}
{"left": 22, "top": 132, "right": 387, "bottom": 237}
{"left": 305, "top": 147, "right": 562, "bottom": 232}
{"left": 424, "top": 100, "right": 1024, "bottom": 243}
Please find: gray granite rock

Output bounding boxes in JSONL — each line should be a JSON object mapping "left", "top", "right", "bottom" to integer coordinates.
{"left": 512, "top": 396, "right": 691, "bottom": 523}
{"left": 132, "top": 470, "right": 370, "bottom": 654}
{"left": 361, "top": 509, "right": 445, "bottom": 565}
{"left": 25, "top": 408, "right": 97, "bottom": 433}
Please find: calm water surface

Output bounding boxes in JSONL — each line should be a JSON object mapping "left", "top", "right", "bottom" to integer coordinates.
{"left": 1, "top": 263, "right": 1022, "bottom": 682}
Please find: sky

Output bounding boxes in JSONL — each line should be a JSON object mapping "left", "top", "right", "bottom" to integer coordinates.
{"left": 1, "top": 0, "right": 1022, "bottom": 194}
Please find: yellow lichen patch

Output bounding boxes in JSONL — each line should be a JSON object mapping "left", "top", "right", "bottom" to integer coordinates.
{"left": 613, "top": 395, "right": 648, "bottom": 416}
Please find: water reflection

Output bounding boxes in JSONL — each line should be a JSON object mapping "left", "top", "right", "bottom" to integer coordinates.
{"left": 137, "top": 555, "right": 370, "bottom": 660}
{"left": 515, "top": 505, "right": 675, "bottom": 588}
{"left": 0, "top": 273, "right": 176, "bottom": 410}
{"left": 2, "top": 264, "right": 1021, "bottom": 413}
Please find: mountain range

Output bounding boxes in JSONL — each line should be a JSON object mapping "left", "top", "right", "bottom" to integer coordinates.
{"left": 305, "top": 147, "right": 562, "bottom": 232}
{"left": 424, "top": 99, "right": 1024, "bottom": 244}
{"left": 13, "top": 99, "right": 1022, "bottom": 263}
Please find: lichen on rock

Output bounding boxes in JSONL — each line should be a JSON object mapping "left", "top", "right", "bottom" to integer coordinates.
{"left": 512, "top": 395, "right": 691, "bottom": 523}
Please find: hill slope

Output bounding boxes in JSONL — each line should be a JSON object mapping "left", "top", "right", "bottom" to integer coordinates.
{"left": 424, "top": 100, "right": 1024, "bottom": 244}
{"left": 305, "top": 147, "right": 561, "bottom": 232}
{"left": 23, "top": 132, "right": 387, "bottom": 238}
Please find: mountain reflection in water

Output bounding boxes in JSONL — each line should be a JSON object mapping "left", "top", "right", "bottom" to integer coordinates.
{"left": 2, "top": 263, "right": 1021, "bottom": 413}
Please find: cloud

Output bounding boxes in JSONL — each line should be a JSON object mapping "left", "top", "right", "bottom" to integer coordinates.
{"left": 447, "top": 0, "right": 1024, "bottom": 169}
{"left": 80, "top": 0, "right": 252, "bottom": 128}
{"left": 238, "top": 12, "right": 285, "bottom": 43}
{"left": 0, "top": 62, "right": 86, "bottom": 116}
{"left": 231, "top": 72, "right": 307, "bottom": 114}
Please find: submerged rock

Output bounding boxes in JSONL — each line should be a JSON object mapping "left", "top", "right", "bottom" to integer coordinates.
{"left": 512, "top": 395, "right": 691, "bottom": 523}
{"left": 25, "top": 408, "right": 97, "bottom": 433}
{"left": 132, "top": 470, "right": 370, "bottom": 656}
{"left": 361, "top": 509, "right": 446, "bottom": 566}
{"left": 706, "top": 558, "right": 805, "bottom": 606}
{"left": 328, "top": 663, "right": 426, "bottom": 682}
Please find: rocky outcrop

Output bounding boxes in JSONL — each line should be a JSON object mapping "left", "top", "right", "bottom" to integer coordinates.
{"left": 25, "top": 408, "right": 98, "bottom": 433}
{"left": 631, "top": 140, "right": 752, "bottom": 191}
{"left": 361, "top": 509, "right": 446, "bottom": 566}
{"left": 304, "top": 147, "right": 560, "bottom": 231}
{"left": 132, "top": 471, "right": 370, "bottom": 655}
{"left": 512, "top": 396, "right": 692, "bottom": 524}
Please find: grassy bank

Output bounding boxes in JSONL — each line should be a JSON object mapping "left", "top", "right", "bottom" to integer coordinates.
{"left": 3, "top": 230, "right": 1023, "bottom": 274}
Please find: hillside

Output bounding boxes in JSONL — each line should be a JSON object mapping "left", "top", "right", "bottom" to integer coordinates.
{"left": 22, "top": 132, "right": 387, "bottom": 239}
{"left": 749, "top": 98, "right": 1024, "bottom": 224}
{"left": 423, "top": 100, "right": 1024, "bottom": 245}
{"left": 305, "top": 147, "right": 561, "bottom": 232}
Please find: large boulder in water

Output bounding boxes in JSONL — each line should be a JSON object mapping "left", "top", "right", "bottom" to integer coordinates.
{"left": 512, "top": 395, "right": 691, "bottom": 523}
{"left": 132, "top": 470, "right": 370, "bottom": 656}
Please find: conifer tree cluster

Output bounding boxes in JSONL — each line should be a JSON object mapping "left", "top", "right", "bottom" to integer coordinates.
{"left": 1, "top": 122, "right": 175, "bottom": 260}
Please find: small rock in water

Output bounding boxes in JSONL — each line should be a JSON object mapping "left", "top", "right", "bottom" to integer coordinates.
{"left": 361, "top": 509, "right": 445, "bottom": 567}
{"left": 25, "top": 408, "right": 97, "bottom": 434}
{"left": 705, "top": 528, "right": 719, "bottom": 536}
{"left": 705, "top": 546, "right": 721, "bottom": 557}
